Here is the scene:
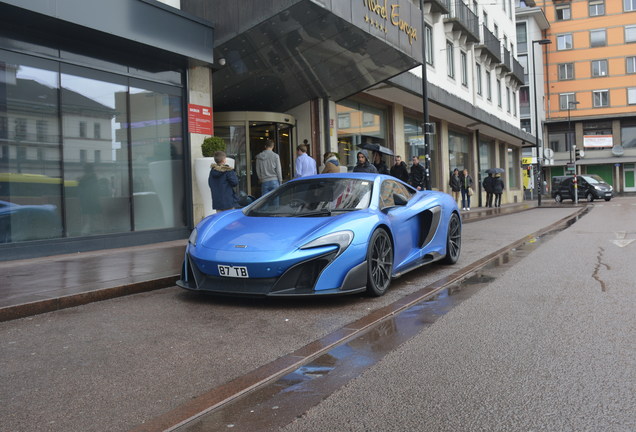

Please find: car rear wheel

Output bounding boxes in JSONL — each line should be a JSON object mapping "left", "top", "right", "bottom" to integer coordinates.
{"left": 554, "top": 194, "right": 562, "bottom": 203}
{"left": 366, "top": 229, "right": 393, "bottom": 297}
{"left": 442, "top": 212, "right": 461, "bottom": 265}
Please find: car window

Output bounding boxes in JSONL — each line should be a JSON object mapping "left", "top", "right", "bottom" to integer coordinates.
{"left": 379, "top": 180, "right": 414, "bottom": 209}
{"left": 581, "top": 175, "right": 603, "bottom": 184}
{"left": 246, "top": 178, "right": 372, "bottom": 217}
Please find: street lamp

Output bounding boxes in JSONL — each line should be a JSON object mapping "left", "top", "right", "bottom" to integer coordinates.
{"left": 419, "top": 0, "right": 431, "bottom": 190}
{"left": 567, "top": 100, "right": 580, "bottom": 164}
{"left": 531, "top": 38, "right": 551, "bottom": 206}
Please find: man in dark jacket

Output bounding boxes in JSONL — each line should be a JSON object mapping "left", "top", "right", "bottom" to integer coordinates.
{"left": 208, "top": 151, "right": 238, "bottom": 211}
{"left": 409, "top": 156, "right": 425, "bottom": 190}
{"left": 390, "top": 155, "right": 409, "bottom": 183}
{"left": 373, "top": 151, "right": 390, "bottom": 175}
{"left": 353, "top": 150, "right": 378, "bottom": 173}
{"left": 492, "top": 173, "right": 504, "bottom": 207}
{"left": 483, "top": 172, "right": 494, "bottom": 208}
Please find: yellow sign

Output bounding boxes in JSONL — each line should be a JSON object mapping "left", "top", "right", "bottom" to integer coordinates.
{"left": 363, "top": 0, "right": 417, "bottom": 44}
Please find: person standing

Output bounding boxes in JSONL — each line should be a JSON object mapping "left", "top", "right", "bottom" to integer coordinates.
{"left": 460, "top": 168, "right": 474, "bottom": 211}
{"left": 353, "top": 150, "right": 378, "bottom": 173}
{"left": 483, "top": 172, "right": 494, "bottom": 208}
{"left": 372, "top": 151, "right": 389, "bottom": 174}
{"left": 409, "top": 156, "right": 425, "bottom": 190}
{"left": 321, "top": 152, "right": 340, "bottom": 173}
{"left": 208, "top": 151, "right": 238, "bottom": 211}
{"left": 295, "top": 143, "right": 317, "bottom": 178}
{"left": 448, "top": 168, "right": 461, "bottom": 205}
{"left": 493, "top": 173, "right": 504, "bottom": 207}
{"left": 390, "top": 155, "right": 409, "bottom": 183}
{"left": 255, "top": 139, "right": 282, "bottom": 196}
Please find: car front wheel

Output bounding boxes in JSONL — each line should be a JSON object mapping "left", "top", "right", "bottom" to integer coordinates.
{"left": 366, "top": 229, "right": 393, "bottom": 297}
{"left": 554, "top": 194, "right": 562, "bottom": 203}
{"left": 442, "top": 212, "right": 461, "bottom": 265}
{"left": 586, "top": 192, "right": 594, "bottom": 202}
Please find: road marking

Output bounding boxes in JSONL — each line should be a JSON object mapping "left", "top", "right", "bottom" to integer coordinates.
{"left": 611, "top": 239, "right": 634, "bottom": 248}
{"left": 615, "top": 231, "right": 627, "bottom": 239}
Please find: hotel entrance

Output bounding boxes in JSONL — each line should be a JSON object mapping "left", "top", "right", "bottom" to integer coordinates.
{"left": 214, "top": 112, "right": 295, "bottom": 198}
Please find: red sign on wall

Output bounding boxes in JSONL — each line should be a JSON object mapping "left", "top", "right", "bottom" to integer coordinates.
{"left": 188, "top": 104, "right": 213, "bottom": 135}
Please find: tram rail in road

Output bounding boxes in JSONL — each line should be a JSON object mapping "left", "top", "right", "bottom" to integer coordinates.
{"left": 132, "top": 206, "right": 589, "bottom": 432}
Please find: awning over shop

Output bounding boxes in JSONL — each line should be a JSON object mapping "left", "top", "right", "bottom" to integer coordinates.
{"left": 205, "top": 0, "right": 422, "bottom": 112}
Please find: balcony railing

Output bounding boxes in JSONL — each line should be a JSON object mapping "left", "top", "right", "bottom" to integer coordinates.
{"left": 499, "top": 46, "right": 511, "bottom": 73}
{"left": 444, "top": 1, "right": 480, "bottom": 43}
{"left": 424, "top": 0, "right": 450, "bottom": 14}
{"left": 476, "top": 25, "right": 501, "bottom": 63}
{"left": 510, "top": 56, "right": 525, "bottom": 84}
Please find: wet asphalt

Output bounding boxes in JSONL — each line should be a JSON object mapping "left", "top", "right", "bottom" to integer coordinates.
{"left": 279, "top": 197, "right": 636, "bottom": 432}
{"left": 2, "top": 200, "right": 633, "bottom": 431}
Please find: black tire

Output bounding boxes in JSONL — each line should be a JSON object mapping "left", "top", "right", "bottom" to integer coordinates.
{"left": 554, "top": 194, "right": 562, "bottom": 203}
{"left": 366, "top": 229, "right": 393, "bottom": 297}
{"left": 442, "top": 212, "right": 461, "bottom": 265}
{"left": 586, "top": 192, "right": 594, "bottom": 202}
{"left": 604, "top": 197, "right": 611, "bottom": 201}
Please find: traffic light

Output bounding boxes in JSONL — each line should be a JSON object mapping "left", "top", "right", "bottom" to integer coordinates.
{"left": 575, "top": 147, "right": 581, "bottom": 161}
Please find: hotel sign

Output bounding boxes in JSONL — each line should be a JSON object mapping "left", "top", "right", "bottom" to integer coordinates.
{"left": 362, "top": 0, "right": 418, "bottom": 45}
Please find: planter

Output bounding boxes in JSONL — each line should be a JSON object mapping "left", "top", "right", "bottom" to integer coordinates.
{"left": 195, "top": 157, "right": 235, "bottom": 217}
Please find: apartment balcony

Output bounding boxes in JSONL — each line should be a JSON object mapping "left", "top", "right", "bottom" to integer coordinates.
{"left": 499, "top": 46, "right": 511, "bottom": 74}
{"left": 444, "top": 1, "right": 480, "bottom": 44}
{"left": 475, "top": 25, "right": 501, "bottom": 64}
{"left": 509, "top": 56, "right": 525, "bottom": 85}
{"left": 424, "top": 0, "right": 450, "bottom": 14}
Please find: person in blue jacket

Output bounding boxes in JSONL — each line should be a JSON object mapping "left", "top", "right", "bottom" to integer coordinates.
{"left": 208, "top": 151, "right": 238, "bottom": 211}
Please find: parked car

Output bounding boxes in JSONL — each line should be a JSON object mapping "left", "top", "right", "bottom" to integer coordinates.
{"left": 177, "top": 173, "right": 461, "bottom": 297}
{"left": 0, "top": 200, "right": 61, "bottom": 243}
{"left": 551, "top": 175, "right": 613, "bottom": 203}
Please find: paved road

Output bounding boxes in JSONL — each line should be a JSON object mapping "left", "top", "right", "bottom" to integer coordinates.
{"left": 0, "top": 205, "right": 585, "bottom": 432}
{"left": 282, "top": 197, "right": 636, "bottom": 432}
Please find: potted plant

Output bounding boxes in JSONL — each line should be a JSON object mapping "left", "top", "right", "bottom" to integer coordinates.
{"left": 195, "top": 136, "right": 234, "bottom": 218}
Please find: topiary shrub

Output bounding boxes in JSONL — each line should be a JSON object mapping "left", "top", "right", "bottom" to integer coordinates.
{"left": 201, "top": 136, "right": 226, "bottom": 157}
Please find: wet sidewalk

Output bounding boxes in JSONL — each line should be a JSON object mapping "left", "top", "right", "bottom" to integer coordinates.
{"left": 0, "top": 201, "right": 542, "bottom": 322}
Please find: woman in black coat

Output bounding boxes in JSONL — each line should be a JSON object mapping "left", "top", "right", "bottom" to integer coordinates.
{"left": 492, "top": 173, "right": 504, "bottom": 207}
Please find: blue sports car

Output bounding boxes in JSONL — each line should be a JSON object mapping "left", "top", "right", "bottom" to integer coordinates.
{"left": 177, "top": 173, "right": 461, "bottom": 297}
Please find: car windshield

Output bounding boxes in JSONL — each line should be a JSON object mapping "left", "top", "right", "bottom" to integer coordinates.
{"left": 581, "top": 175, "right": 605, "bottom": 185}
{"left": 246, "top": 178, "right": 373, "bottom": 217}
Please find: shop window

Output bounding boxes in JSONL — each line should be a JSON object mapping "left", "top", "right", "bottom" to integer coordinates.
{"left": 507, "top": 147, "right": 519, "bottom": 189}
{"left": 591, "top": 59, "right": 608, "bottom": 77}
{"left": 448, "top": 130, "right": 469, "bottom": 171}
{"left": 590, "top": 29, "right": 606, "bottom": 47}
{"left": 589, "top": 0, "right": 605, "bottom": 16}
{"left": 593, "top": 90, "right": 609, "bottom": 107}
{"left": 558, "top": 63, "right": 574, "bottom": 80}
{"left": 336, "top": 100, "right": 387, "bottom": 170}
{"left": 557, "top": 34, "right": 573, "bottom": 50}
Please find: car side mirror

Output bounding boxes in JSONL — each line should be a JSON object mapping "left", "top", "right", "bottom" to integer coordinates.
{"left": 393, "top": 193, "right": 408, "bottom": 206}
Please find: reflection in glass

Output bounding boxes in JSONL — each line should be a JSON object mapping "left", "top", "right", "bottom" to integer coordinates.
{"left": 0, "top": 58, "right": 64, "bottom": 243}
{"left": 61, "top": 71, "right": 130, "bottom": 236}
{"left": 216, "top": 124, "right": 247, "bottom": 194}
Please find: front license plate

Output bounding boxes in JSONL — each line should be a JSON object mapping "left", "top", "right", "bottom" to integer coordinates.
{"left": 218, "top": 265, "right": 249, "bottom": 278}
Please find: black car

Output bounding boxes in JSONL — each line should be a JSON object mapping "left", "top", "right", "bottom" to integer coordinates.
{"left": 551, "top": 174, "right": 613, "bottom": 203}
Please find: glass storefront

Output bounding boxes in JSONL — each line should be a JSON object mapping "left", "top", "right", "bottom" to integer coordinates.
{"left": 448, "top": 129, "right": 470, "bottom": 172}
{"left": 479, "top": 138, "right": 495, "bottom": 186}
{"left": 404, "top": 116, "right": 438, "bottom": 189}
{"left": 0, "top": 49, "right": 185, "bottom": 245}
{"left": 336, "top": 100, "right": 387, "bottom": 170}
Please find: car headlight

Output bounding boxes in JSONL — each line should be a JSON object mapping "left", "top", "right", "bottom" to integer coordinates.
{"left": 188, "top": 227, "right": 198, "bottom": 246}
{"left": 300, "top": 230, "right": 354, "bottom": 257}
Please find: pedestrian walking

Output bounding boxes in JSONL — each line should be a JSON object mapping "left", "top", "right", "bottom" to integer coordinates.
{"left": 483, "top": 172, "right": 494, "bottom": 208}
{"left": 460, "top": 168, "right": 474, "bottom": 210}
{"left": 372, "top": 151, "right": 389, "bottom": 175}
{"left": 448, "top": 168, "right": 461, "bottom": 205}
{"left": 409, "top": 156, "right": 425, "bottom": 190}
{"left": 208, "top": 150, "right": 238, "bottom": 211}
{"left": 255, "top": 139, "right": 282, "bottom": 196}
{"left": 295, "top": 143, "right": 317, "bottom": 178}
{"left": 321, "top": 152, "right": 341, "bottom": 174}
{"left": 390, "top": 155, "right": 409, "bottom": 183}
{"left": 493, "top": 173, "right": 504, "bottom": 207}
{"left": 353, "top": 150, "right": 378, "bottom": 173}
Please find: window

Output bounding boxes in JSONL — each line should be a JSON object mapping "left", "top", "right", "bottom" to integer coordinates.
{"left": 476, "top": 63, "right": 482, "bottom": 95}
{"left": 517, "top": 23, "right": 527, "bottom": 53}
{"left": 36, "top": 120, "right": 48, "bottom": 142}
{"left": 79, "top": 121, "right": 87, "bottom": 138}
{"left": 520, "top": 86, "right": 530, "bottom": 117}
{"left": 628, "top": 88, "right": 636, "bottom": 105}
{"left": 338, "top": 113, "right": 351, "bottom": 129}
{"left": 80, "top": 149, "right": 87, "bottom": 163}
{"left": 362, "top": 112, "right": 375, "bottom": 127}
{"left": 15, "top": 118, "right": 27, "bottom": 140}
{"left": 425, "top": 25, "right": 434, "bottom": 65}
{"left": 628, "top": 56, "right": 636, "bottom": 74}
{"left": 626, "top": 25, "right": 636, "bottom": 43}
{"left": 447, "top": 41, "right": 455, "bottom": 78}
{"left": 557, "top": 34, "right": 573, "bottom": 50}
{"left": 559, "top": 93, "right": 577, "bottom": 110}
{"left": 94, "top": 123, "right": 101, "bottom": 139}
{"left": 486, "top": 70, "right": 492, "bottom": 101}
{"left": 512, "top": 91, "right": 517, "bottom": 116}
{"left": 590, "top": 29, "right": 606, "bottom": 47}
{"left": 506, "top": 87, "right": 511, "bottom": 113}
{"left": 626, "top": 0, "right": 636, "bottom": 12}
{"left": 521, "top": 119, "right": 531, "bottom": 133}
{"left": 592, "top": 59, "right": 608, "bottom": 77}
{"left": 556, "top": 4, "right": 571, "bottom": 20}
{"left": 519, "top": 55, "right": 528, "bottom": 83}
{"left": 593, "top": 90, "right": 609, "bottom": 107}
{"left": 558, "top": 63, "right": 574, "bottom": 80}
{"left": 494, "top": 24, "right": 499, "bottom": 38}
{"left": 461, "top": 51, "right": 468, "bottom": 86}
{"left": 483, "top": 11, "right": 488, "bottom": 29}
{"left": 589, "top": 0, "right": 605, "bottom": 16}
{"left": 497, "top": 79, "right": 502, "bottom": 107}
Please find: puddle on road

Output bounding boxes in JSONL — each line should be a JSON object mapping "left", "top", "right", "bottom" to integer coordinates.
{"left": 175, "top": 209, "right": 589, "bottom": 432}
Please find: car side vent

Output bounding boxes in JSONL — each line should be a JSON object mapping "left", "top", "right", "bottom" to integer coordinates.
{"left": 418, "top": 206, "right": 442, "bottom": 248}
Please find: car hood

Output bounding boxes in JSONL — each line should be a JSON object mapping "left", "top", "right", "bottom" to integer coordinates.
{"left": 197, "top": 211, "right": 355, "bottom": 252}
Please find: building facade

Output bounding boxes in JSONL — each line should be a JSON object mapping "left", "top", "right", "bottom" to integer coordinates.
{"left": 0, "top": 0, "right": 533, "bottom": 260}
{"left": 536, "top": 0, "right": 636, "bottom": 192}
